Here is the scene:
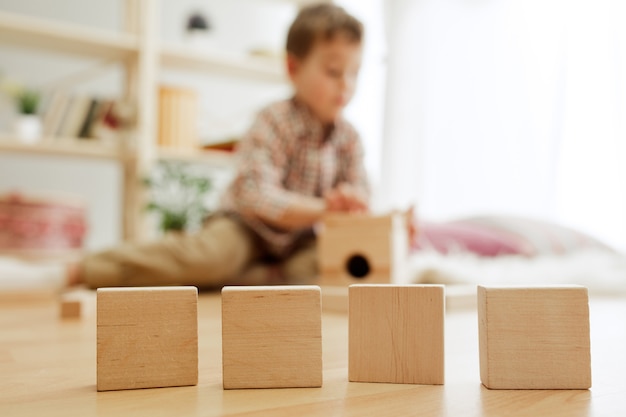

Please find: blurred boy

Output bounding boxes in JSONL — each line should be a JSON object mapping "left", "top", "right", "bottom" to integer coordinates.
{"left": 71, "top": 4, "right": 369, "bottom": 288}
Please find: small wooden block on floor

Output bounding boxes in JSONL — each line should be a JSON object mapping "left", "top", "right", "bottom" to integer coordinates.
{"left": 59, "top": 288, "right": 96, "bottom": 319}
{"left": 478, "top": 285, "right": 591, "bottom": 390}
{"left": 60, "top": 298, "right": 81, "bottom": 318}
{"left": 221, "top": 285, "right": 322, "bottom": 389}
{"left": 97, "top": 286, "right": 198, "bottom": 391}
{"left": 349, "top": 284, "right": 445, "bottom": 385}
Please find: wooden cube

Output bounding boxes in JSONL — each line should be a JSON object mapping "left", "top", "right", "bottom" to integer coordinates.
{"left": 60, "top": 299, "right": 81, "bottom": 319}
{"left": 478, "top": 285, "right": 591, "bottom": 389}
{"left": 221, "top": 285, "right": 322, "bottom": 389}
{"left": 97, "top": 286, "right": 198, "bottom": 391}
{"left": 349, "top": 284, "right": 445, "bottom": 385}
{"left": 318, "top": 213, "right": 408, "bottom": 286}
{"left": 59, "top": 289, "right": 95, "bottom": 319}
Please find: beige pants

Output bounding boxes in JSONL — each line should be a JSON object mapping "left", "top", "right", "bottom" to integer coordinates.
{"left": 82, "top": 215, "right": 318, "bottom": 289}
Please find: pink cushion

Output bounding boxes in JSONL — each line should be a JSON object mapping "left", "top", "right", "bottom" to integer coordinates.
{"left": 414, "top": 221, "right": 532, "bottom": 256}
{"left": 413, "top": 216, "right": 612, "bottom": 257}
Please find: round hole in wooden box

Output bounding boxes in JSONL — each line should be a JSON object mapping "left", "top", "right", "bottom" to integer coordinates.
{"left": 345, "top": 254, "right": 371, "bottom": 279}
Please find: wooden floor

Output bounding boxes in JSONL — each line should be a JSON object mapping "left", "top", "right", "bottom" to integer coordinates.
{"left": 1, "top": 290, "right": 625, "bottom": 416}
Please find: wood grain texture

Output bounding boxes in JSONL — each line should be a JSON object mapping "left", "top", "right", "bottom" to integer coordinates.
{"left": 318, "top": 213, "right": 408, "bottom": 286}
{"left": 4, "top": 292, "right": 626, "bottom": 416}
{"left": 349, "top": 284, "right": 445, "bottom": 384}
{"left": 221, "top": 285, "right": 322, "bottom": 389}
{"left": 96, "top": 286, "right": 198, "bottom": 391}
{"left": 478, "top": 285, "right": 591, "bottom": 389}
{"left": 322, "top": 284, "right": 477, "bottom": 314}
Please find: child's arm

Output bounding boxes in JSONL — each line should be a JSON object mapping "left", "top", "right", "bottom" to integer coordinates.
{"left": 256, "top": 183, "right": 368, "bottom": 230}
{"left": 261, "top": 193, "right": 325, "bottom": 229}
{"left": 335, "top": 128, "right": 370, "bottom": 205}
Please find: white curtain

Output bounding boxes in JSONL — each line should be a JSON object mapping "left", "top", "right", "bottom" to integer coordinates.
{"left": 381, "top": 0, "right": 626, "bottom": 251}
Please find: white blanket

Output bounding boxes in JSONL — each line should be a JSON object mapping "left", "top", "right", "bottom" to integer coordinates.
{"left": 0, "top": 257, "right": 65, "bottom": 290}
{"left": 409, "top": 248, "right": 626, "bottom": 295}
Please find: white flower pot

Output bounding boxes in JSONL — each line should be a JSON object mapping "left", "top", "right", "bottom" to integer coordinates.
{"left": 14, "top": 115, "right": 42, "bottom": 144}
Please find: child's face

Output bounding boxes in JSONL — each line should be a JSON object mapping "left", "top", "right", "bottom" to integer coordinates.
{"left": 288, "top": 35, "right": 362, "bottom": 124}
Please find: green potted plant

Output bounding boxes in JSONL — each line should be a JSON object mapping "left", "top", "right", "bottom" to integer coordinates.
{"left": 0, "top": 76, "right": 42, "bottom": 143}
{"left": 14, "top": 87, "right": 42, "bottom": 144}
{"left": 144, "top": 161, "right": 213, "bottom": 233}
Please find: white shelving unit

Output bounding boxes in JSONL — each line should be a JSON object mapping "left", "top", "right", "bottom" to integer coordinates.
{"left": 160, "top": 43, "right": 284, "bottom": 83}
{"left": 0, "top": 9, "right": 138, "bottom": 59}
{"left": 0, "top": 0, "right": 290, "bottom": 241}
{"left": 0, "top": 134, "right": 126, "bottom": 160}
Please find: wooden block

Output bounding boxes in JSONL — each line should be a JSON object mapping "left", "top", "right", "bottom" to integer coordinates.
{"left": 97, "top": 286, "right": 198, "bottom": 391}
{"left": 349, "top": 284, "right": 445, "bottom": 384}
{"left": 221, "top": 285, "right": 322, "bottom": 389}
{"left": 59, "top": 288, "right": 96, "bottom": 319}
{"left": 318, "top": 213, "right": 408, "bottom": 286}
{"left": 478, "top": 285, "right": 591, "bottom": 389}
{"left": 60, "top": 298, "right": 81, "bottom": 318}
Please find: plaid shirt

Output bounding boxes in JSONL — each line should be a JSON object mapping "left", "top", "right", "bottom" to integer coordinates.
{"left": 220, "top": 97, "right": 369, "bottom": 257}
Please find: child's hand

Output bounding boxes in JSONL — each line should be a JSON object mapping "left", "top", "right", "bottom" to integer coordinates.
{"left": 324, "top": 183, "right": 368, "bottom": 213}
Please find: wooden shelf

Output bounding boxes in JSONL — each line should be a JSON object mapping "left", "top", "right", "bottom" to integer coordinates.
{"left": 0, "top": 135, "right": 126, "bottom": 161}
{"left": 157, "top": 147, "right": 236, "bottom": 167}
{"left": 160, "top": 43, "right": 285, "bottom": 83}
{"left": 0, "top": 10, "right": 138, "bottom": 60}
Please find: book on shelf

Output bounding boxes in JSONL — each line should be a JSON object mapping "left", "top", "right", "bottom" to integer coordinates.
{"left": 41, "top": 91, "right": 68, "bottom": 137}
{"left": 40, "top": 92, "right": 135, "bottom": 142}
{"left": 77, "top": 99, "right": 99, "bottom": 138}
{"left": 58, "top": 95, "right": 92, "bottom": 138}
{"left": 158, "top": 85, "right": 199, "bottom": 150}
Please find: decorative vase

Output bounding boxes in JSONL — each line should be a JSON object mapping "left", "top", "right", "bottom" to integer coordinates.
{"left": 185, "top": 12, "right": 217, "bottom": 51}
{"left": 14, "top": 114, "right": 42, "bottom": 144}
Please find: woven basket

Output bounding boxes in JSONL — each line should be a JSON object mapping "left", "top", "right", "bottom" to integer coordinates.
{"left": 0, "top": 192, "right": 87, "bottom": 252}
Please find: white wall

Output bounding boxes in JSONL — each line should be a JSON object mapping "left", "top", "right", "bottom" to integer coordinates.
{"left": 381, "top": 0, "right": 626, "bottom": 251}
{"left": 336, "top": 0, "right": 386, "bottom": 193}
